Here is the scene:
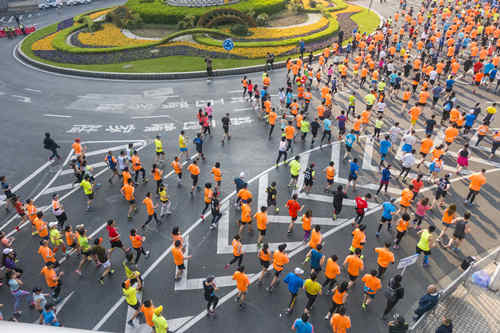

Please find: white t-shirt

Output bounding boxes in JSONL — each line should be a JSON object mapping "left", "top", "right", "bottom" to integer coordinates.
{"left": 401, "top": 153, "right": 416, "bottom": 168}
{"left": 118, "top": 156, "right": 127, "bottom": 171}
{"left": 402, "top": 134, "right": 417, "bottom": 146}
{"left": 279, "top": 141, "right": 288, "bottom": 152}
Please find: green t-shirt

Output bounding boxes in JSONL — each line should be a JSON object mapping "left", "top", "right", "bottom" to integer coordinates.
{"left": 304, "top": 279, "right": 321, "bottom": 295}
{"left": 123, "top": 287, "right": 138, "bottom": 306}
{"left": 301, "top": 121, "right": 310, "bottom": 133}
{"left": 49, "top": 229, "right": 61, "bottom": 245}
{"left": 80, "top": 180, "right": 92, "bottom": 195}
{"left": 153, "top": 314, "right": 168, "bottom": 333}
{"left": 364, "top": 94, "right": 376, "bottom": 106}
{"left": 348, "top": 95, "right": 355, "bottom": 106}
{"left": 375, "top": 119, "right": 384, "bottom": 129}
{"left": 78, "top": 235, "right": 90, "bottom": 252}
{"left": 289, "top": 160, "right": 301, "bottom": 177}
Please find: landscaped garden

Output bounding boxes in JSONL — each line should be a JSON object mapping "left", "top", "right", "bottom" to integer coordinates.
{"left": 20, "top": 0, "right": 380, "bottom": 73}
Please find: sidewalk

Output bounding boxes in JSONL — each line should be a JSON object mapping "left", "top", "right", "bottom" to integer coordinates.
{"left": 412, "top": 264, "right": 500, "bottom": 333}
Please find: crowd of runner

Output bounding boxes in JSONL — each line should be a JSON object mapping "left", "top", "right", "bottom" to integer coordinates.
{"left": 0, "top": 0, "right": 499, "bottom": 332}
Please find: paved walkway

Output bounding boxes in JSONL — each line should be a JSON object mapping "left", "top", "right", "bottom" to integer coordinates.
{"left": 413, "top": 265, "right": 500, "bottom": 333}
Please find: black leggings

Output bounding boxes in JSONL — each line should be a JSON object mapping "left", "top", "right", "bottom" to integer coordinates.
{"left": 399, "top": 167, "right": 411, "bottom": 179}
{"left": 395, "top": 230, "right": 406, "bottom": 245}
{"left": 322, "top": 278, "right": 336, "bottom": 290}
{"left": 329, "top": 301, "right": 343, "bottom": 314}
{"left": 376, "top": 182, "right": 389, "bottom": 194}
{"left": 466, "top": 189, "right": 478, "bottom": 203}
{"left": 134, "top": 168, "right": 146, "bottom": 182}
{"left": 134, "top": 247, "right": 147, "bottom": 264}
{"left": 354, "top": 211, "right": 365, "bottom": 224}
{"left": 383, "top": 298, "right": 399, "bottom": 316}
{"left": 143, "top": 212, "right": 160, "bottom": 227}
{"left": 206, "top": 295, "right": 219, "bottom": 311}
{"left": 288, "top": 292, "right": 298, "bottom": 308}
{"left": 305, "top": 293, "right": 317, "bottom": 310}
{"left": 229, "top": 254, "right": 243, "bottom": 267}
{"left": 276, "top": 151, "right": 287, "bottom": 164}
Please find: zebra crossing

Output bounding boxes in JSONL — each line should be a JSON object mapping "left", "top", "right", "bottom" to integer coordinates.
{"left": 0, "top": 13, "right": 36, "bottom": 24}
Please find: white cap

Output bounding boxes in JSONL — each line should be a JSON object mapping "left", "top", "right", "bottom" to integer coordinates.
{"left": 239, "top": 172, "right": 245, "bottom": 178}
{"left": 294, "top": 267, "right": 304, "bottom": 275}
{"left": 49, "top": 222, "right": 58, "bottom": 228}
{"left": 2, "top": 248, "right": 13, "bottom": 255}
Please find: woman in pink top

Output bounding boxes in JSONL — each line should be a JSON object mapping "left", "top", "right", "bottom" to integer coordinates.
{"left": 413, "top": 197, "right": 431, "bottom": 230}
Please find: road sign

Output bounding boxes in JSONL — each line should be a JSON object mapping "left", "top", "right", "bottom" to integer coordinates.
{"left": 397, "top": 254, "right": 420, "bottom": 270}
{"left": 223, "top": 38, "right": 234, "bottom": 51}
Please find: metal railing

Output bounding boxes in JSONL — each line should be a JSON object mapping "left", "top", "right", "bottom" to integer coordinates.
{"left": 409, "top": 246, "right": 500, "bottom": 331}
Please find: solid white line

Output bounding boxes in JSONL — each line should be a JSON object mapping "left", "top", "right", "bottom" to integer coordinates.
{"left": 25, "top": 88, "right": 42, "bottom": 93}
{"left": 44, "top": 114, "right": 72, "bottom": 118}
{"left": 228, "top": 90, "right": 241, "bottom": 93}
{"left": 131, "top": 115, "right": 172, "bottom": 119}
{"left": 12, "top": 160, "right": 53, "bottom": 193}
{"left": 257, "top": 173, "right": 268, "bottom": 209}
{"left": 42, "top": 183, "right": 76, "bottom": 195}
{"left": 267, "top": 215, "right": 347, "bottom": 226}
{"left": 331, "top": 142, "right": 340, "bottom": 179}
{"left": 362, "top": 139, "right": 378, "bottom": 171}
{"left": 234, "top": 108, "right": 253, "bottom": 112}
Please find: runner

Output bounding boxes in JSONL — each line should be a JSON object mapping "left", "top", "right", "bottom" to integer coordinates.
{"left": 151, "top": 164, "right": 163, "bottom": 195}
{"left": 130, "top": 228, "right": 150, "bottom": 265}
{"left": 292, "top": 313, "right": 313, "bottom": 333}
{"left": 75, "top": 226, "right": 95, "bottom": 275}
{"left": 465, "top": 169, "right": 487, "bottom": 205}
{"left": 257, "top": 243, "right": 271, "bottom": 285}
{"left": 302, "top": 163, "right": 316, "bottom": 194}
{"left": 120, "top": 178, "right": 136, "bottom": 221}
{"left": 324, "top": 281, "right": 349, "bottom": 320}
{"left": 91, "top": 238, "right": 115, "bottom": 285}
{"left": 436, "top": 204, "right": 457, "bottom": 244}
{"left": 288, "top": 156, "right": 301, "bottom": 189}
{"left": 40, "top": 261, "right": 63, "bottom": 302}
{"left": 221, "top": 113, "right": 231, "bottom": 145}
{"left": 203, "top": 276, "right": 219, "bottom": 315}
{"left": 266, "top": 181, "right": 279, "bottom": 213}
{"left": 255, "top": 206, "right": 268, "bottom": 247}
{"left": 304, "top": 244, "right": 325, "bottom": 274}
{"left": 354, "top": 194, "right": 371, "bottom": 226}
{"left": 283, "top": 267, "right": 304, "bottom": 314}
{"left": 322, "top": 254, "right": 340, "bottom": 295}
{"left": 80, "top": 175, "right": 94, "bottom": 211}
{"left": 343, "top": 248, "right": 364, "bottom": 288}
{"left": 239, "top": 198, "right": 253, "bottom": 236}
{"left": 172, "top": 239, "right": 191, "bottom": 280}
{"left": 268, "top": 243, "right": 289, "bottom": 292}
{"left": 123, "top": 278, "right": 142, "bottom": 327}
{"left": 377, "top": 198, "right": 398, "bottom": 237}
{"left": 187, "top": 159, "right": 201, "bottom": 194}
{"left": 171, "top": 156, "right": 183, "bottom": 186}
{"left": 416, "top": 225, "right": 436, "bottom": 267}
{"left": 224, "top": 235, "right": 243, "bottom": 269}
{"left": 346, "top": 158, "right": 360, "bottom": 192}
{"left": 324, "top": 161, "right": 336, "bottom": 193}
{"left": 131, "top": 151, "right": 147, "bottom": 184}
{"left": 201, "top": 183, "right": 214, "bottom": 220}
{"left": 193, "top": 133, "right": 206, "bottom": 161}
{"left": 286, "top": 194, "right": 302, "bottom": 234}
{"left": 141, "top": 192, "right": 161, "bottom": 229}
{"left": 303, "top": 272, "right": 322, "bottom": 314}
{"left": 361, "top": 270, "right": 382, "bottom": 311}
{"left": 232, "top": 266, "right": 250, "bottom": 309}
{"left": 158, "top": 184, "right": 172, "bottom": 217}
{"left": 154, "top": 135, "right": 165, "bottom": 164}
{"left": 178, "top": 130, "right": 189, "bottom": 161}
{"left": 211, "top": 162, "right": 222, "bottom": 195}
{"left": 445, "top": 211, "right": 471, "bottom": 252}
{"left": 301, "top": 209, "right": 312, "bottom": 243}
{"left": 276, "top": 137, "right": 288, "bottom": 166}
{"left": 374, "top": 242, "right": 395, "bottom": 278}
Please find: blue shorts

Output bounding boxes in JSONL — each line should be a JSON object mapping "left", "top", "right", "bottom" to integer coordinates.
{"left": 180, "top": 147, "right": 187, "bottom": 152}
{"left": 402, "top": 143, "right": 412, "bottom": 153}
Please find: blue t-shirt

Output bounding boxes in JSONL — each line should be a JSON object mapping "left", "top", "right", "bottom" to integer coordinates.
{"left": 336, "top": 115, "right": 347, "bottom": 129}
{"left": 323, "top": 118, "right": 332, "bottom": 131}
{"left": 349, "top": 161, "right": 359, "bottom": 176}
{"left": 42, "top": 310, "right": 60, "bottom": 326}
{"left": 293, "top": 319, "right": 313, "bottom": 333}
{"left": 382, "top": 202, "right": 396, "bottom": 219}
{"left": 490, "top": 68, "right": 498, "bottom": 79}
{"left": 465, "top": 114, "right": 476, "bottom": 127}
{"left": 484, "top": 63, "right": 495, "bottom": 75}
{"left": 432, "top": 86, "right": 443, "bottom": 97}
{"left": 283, "top": 273, "right": 304, "bottom": 294}
{"left": 381, "top": 167, "right": 391, "bottom": 182}
{"left": 345, "top": 134, "right": 355, "bottom": 147}
{"left": 446, "top": 79, "right": 455, "bottom": 89}
{"left": 310, "top": 249, "right": 323, "bottom": 269}
{"left": 380, "top": 140, "right": 392, "bottom": 154}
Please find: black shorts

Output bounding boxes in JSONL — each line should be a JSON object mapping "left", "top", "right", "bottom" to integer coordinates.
{"left": 291, "top": 175, "right": 299, "bottom": 180}
{"left": 267, "top": 199, "right": 276, "bottom": 207}
{"left": 445, "top": 86, "right": 452, "bottom": 92}
{"left": 304, "top": 179, "right": 313, "bottom": 186}
{"left": 81, "top": 250, "right": 92, "bottom": 257}
{"left": 416, "top": 246, "right": 431, "bottom": 256}
{"left": 110, "top": 240, "right": 123, "bottom": 248}
{"left": 129, "top": 301, "right": 141, "bottom": 310}
{"left": 435, "top": 189, "right": 447, "bottom": 199}
{"left": 223, "top": 126, "right": 229, "bottom": 134}
{"left": 381, "top": 216, "right": 392, "bottom": 223}
{"left": 420, "top": 152, "right": 427, "bottom": 158}
{"left": 348, "top": 273, "right": 358, "bottom": 281}
{"left": 156, "top": 152, "right": 165, "bottom": 156}
{"left": 274, "top": 270, "right": 283, "bottom": 277}
{"left": 291, "top": 216, "right": 298, "bottom": 221}
{"left": 327, "top": 179, "right": 334, "bottom": 185}
{"left": 177, "top": 264, "right": 186, "bottom": 270}
{"left": 191, "top": 174, "right": 199, "bottom": 186}
{"left": 128, "top": 199, "right": 135, "bottom": 204}
{"left": 403, "top": 100, "right": 409, "bottom": 104}
{"left": 345, "top": 145, "right": 352, "bottom": 152}
{"left": 312, "top": 266, "right": 322, "bottom": 272}
{"left": 258, "top": 229, "right": 266, "bottom": 236}
{"left": 86, "top": 193, "right": 94, "bottom": 200}
{"left": 260, "top": 259, "right": 270, "bottom": 269}
{"left": 453, "top": 233, "right": 465, "bottom": 240}
{"left": 348, "top": 174, "right": 357, "bottom": 181}
{"left": 339, "top": 128, "right": 346, "bottom": 135}
{"left": 239, "top": 220, "right": 251, "bottom": 225}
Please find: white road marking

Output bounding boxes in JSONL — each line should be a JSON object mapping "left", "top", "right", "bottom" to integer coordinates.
{"left": 234, "top": 108, "right": 253, "bottom": 112}
{"left": 131, "top": 115, "right": 172, "bottom": 119}
{"left": 331, "top": 142, "right": 341, "bottom": 179}
{"left": 268, "top": 215, "right": 347, "bottom": 226}
{"left": 294, "top": 152, "right": 310, "bottom": 195}
{"left": 361, "top": 138, "right": 378, "bottom": 171}
{"left": 7, "top": 16, "right": 13, "bottom": 23}
{"left": 60, "top": 161, "right": 106, "bottom": 176}
{"left": 298, "top": 193, "right": 378, "bottom": 208}
{"left": 0, "top": 17, "right": 6, "bottom": 23}
{"left": 11, "top": 95, "right": 31, "bottom": 103}
{"left": 44, "top": 114, "right": 72, "bottom": 118}
{"left": 42, "top": 183, "right": 76, "bottom": 195}
{"left": 257, "top": 173, "right": 268, "bottom": 209}
{"left": 24, "top": 88, "right": 41, "bottom": 93}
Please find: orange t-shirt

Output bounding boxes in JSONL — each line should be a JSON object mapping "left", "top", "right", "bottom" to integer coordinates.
{"left": 268, "top": 111, "right": 277, "bottom": 125}
{"left": 351, "top": 228, "right": 366, "bottom": 249}
{"left": 302, "top": 215, "right": 311, "bottom": 231}
{"left": 204, "top": 188, "right": 213, "bottom": 204}
{"left": 362, "top": 274, "right": 382, "bottom": 294}
{"left": 344, "top": 254, "right": 364, "bottom": 276}
{"left": 409, "top": 106, "right": 421, "bottom": 120}
{"left": 309, "top": 229, "right": 322, "bottom": 249}
{"left": 285, "top": 126, "right": 295, "bottom": 140}
{"left": 330, "top": 314, "right": 351, "bottom": 333}
{"left": 41, "top": 266, "right": 58, "bottom": 287}
{"left": 122, "top": 171, "right": 131, "bottom": 186}
{"left": 172, "top": 247, "right": 184, "bottom": 266}
{"left": 469, "top": 173, "right": 486, "bottom": 191}
{"left": 326, "top": 166, "right": 335, "bottom": 180}
{"left": 420, "top": 138, "right": 434, "bottom": 154}
{"left": 444, "top": 127, "right": 459, "bottom": 143}
{"left": 273, "top": 250, "right": 289, "bottom": 271}
{"left": 34, "top": 218, "right": 48, "bottom": 238}
{"left": 187, "top": 163, "right": 200, "bottom": 176}
{"left": 130, "top": 234, "right": 143, "bottom": 249}
{"left": 232, "top": 271, "right": 250, "bottom": 292}
{"left": 172, "top": 160, "right": 182, "bottom": 174}
{"left": 72, "top": 142, "right": 82, "bottom": 155}
{"left": 325, "top": 258, "right": 340, "bottom": 279}
{"left": 442, "top": 209, "right": 455, "bottom": 224}
{"left": 153, "top": 168, "right": 162, "bottom": 181}
{"left": 143, "top": 197, "right": 155, "bottom": 215}
{"left": 240, "top": 203, "right": 251, "bottom": 223}
{"left": 375, "top": 247, "right": 395, "bottom": 268}
{"left": 361, "top": 111, "right": 371, "bottom": 124}
{"left": 396, "top": 218, "right": 409, "bottom": 232}
{"left": 255, "top": 211, "right": 268, "bottom": 230}
{"left": 38, "top": 245, "right": 55, "bottom": 263}
{"left": 211, "top": 167, "right": 222, "bottom": 182}
{"left": 122, "top": 184, "right": 134, "bottom": 201}
{"left": 141, "top": 304, "right": 155, "bottom": 327}
{"left": 400, "top": 188, "right": 414, "bottom": 207}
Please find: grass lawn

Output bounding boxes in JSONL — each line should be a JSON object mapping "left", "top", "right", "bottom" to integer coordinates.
{"left": 351, "top": 8, "right": 380, "bottom": 34}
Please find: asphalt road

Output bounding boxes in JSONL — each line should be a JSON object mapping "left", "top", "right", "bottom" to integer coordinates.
{"left": 0, "top": 0, "right": 499, "bottom": 332}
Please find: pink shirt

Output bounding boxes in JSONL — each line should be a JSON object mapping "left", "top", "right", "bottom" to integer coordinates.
{"left": 415, "top": 202, "right": 431, "bottom": 217}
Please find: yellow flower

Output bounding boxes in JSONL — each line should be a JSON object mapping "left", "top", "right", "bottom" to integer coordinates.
{"left": 88, "top": 9, "right": 113, "bottom": 21}
{"left": 78, "top": 23, "right": 152, "bottom": 47}
{"left": 32, "top": 33, "right": 56, "bottom": 51}
{"left": 245, "top": 16, "right": 330, "bottom": 39}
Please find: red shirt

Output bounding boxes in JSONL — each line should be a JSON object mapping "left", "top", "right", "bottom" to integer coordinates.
{"left": 106, "top": 225, "right": 119, "bottom": 240}
{"left": 355, "top": 197, "right": 368, "bottom": 214}
{"left": 412, "top": 179, "right": 424, "bottom": 193}
{"left": 15, "top": 201, "right": 24, "bottom": 215}
{"left": 286, "top": 200, "right": 301, "bottom": 218}
{"left": 473, "top": 62, "right": 483, "bottom": 73}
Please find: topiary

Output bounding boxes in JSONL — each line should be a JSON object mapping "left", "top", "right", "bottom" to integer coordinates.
{"left": 177, "top": 14, "right": 196, "bottom": 30}
{"left": 309, "top": 0, "right": 317, "bottom": 8}
{"left": 197, "top": 8, "right": 256, "bottom": 27}
{"left": 230, "top": 23, "right": 249, "bottom": 36}
{"left": 256, "top": 13, "right": 269, "bottom": 26}
{"left": 107, "top": 6, "right": 143, "bottom": 29}
{"left": 287, "top": 0, "right": 304, "bottom": 13}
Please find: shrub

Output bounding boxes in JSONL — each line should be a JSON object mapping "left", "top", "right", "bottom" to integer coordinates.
{"left": 177, "top": 15, "right": 196, "bottom": 29}
{"left": 107, "top": 6, "right": 143, "bottom": 29}
{"left": 230, "top": 23, "right": 249, "bottom": 36}
{"left": 309, "top": 0, "right": 317, "bottom": 8}
{"left": 287, "top": 0, "right": 304, "bottom": 13}
{"left": 198, "top": 8, "right": 256, "bottom": 27}
{"left": 125, "top": 0, "right": 286, "bottom": 25}
{"left": 256, "top": 13, "right": 269, "bottom": 26}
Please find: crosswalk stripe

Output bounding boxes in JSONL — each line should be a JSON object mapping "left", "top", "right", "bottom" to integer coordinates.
{"left": 0, "top": 17, "right": 6, "bottom": 23}
{"left": 7, "top": 16, "right": 13, "bottom": 23}
{"left": 331, "top": 141, "right": 341, "bottom": 175}
{"left": 27, "top": 14, "right": 32, "bottom": 18}
{"left": 257, "top": 173, "right": 268, "bottom": 209}
{"left": 362, "top": 138, "right": 378, "bottom": 171}
{"left": 298, "top": 193, "right": 378, "bottom": 208}
{"left": 293, "top": 152, "right": 310, "bottom": 195}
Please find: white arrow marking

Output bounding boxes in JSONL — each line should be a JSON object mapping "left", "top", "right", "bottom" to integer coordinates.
{"left": 362, "top": 139, "right": 378, "bottom": 171}
{"left": 0, "top": 17, "right": 6, "bottom": 23}
{"left": 7, "top": 16, "right": 13, "bottom": 23}
{"left": 80, "top": 143, "right": 143, "bottom": 158}
{"left": 60, "top": 161, "right": 107, "bottom": 176}
{"left": 11, "top": 95, "right": 31, "bottom": 103}
{"left": 24, "top": 88, "right": 41, "bottom": 93}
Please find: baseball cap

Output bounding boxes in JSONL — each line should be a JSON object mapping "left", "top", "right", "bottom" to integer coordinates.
{"left": 239, "top": 172, "right": 245, "bottom": 178}
{"left": 294, "top": 267, "right": 304, "bottom": 275}
{"left": 2, "top": 248, "right": 13, "bottom": 255}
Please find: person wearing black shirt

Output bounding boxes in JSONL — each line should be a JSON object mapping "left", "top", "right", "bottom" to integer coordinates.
{"left": 44, "top": 132, "right": 61, "bottom": 161}
{"left": 203, "top": 276, "right": 218, "bottom": 315}
{"left": 221, "top": 113, "right": 231, "bottom": 145}
{"left": 209, "top": 196, "right": 221, "bottom": 230}
{"left": 388, "top": 314, "right": 409, "bottom": 332}
{"left": 310, "top": 118, "right": 320, "bottom": 147}
{"left": 425, "top": 115, "right": 437, "bottom": 136}
{"left": 435, "top": 316, "right": 453, "bottom": 333}
{"left": 382, "top": 274, "right": 405, "bottom": 319}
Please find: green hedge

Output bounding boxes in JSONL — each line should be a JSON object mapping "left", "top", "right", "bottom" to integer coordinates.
{"left": 50, "top": 24, "right": 231, "bottom": 53}
{"left": 193, "top": 17, "right": 339, "bottom": 47}
{"left": 303, "top": 0, "right": 348, "bottom": 13}
{"left": 125, "top": 0, "right": 287, "bottom": 25}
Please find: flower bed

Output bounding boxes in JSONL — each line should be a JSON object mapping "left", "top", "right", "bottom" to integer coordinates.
{"left": 88, "top": 8, "right": 113, "bottom": 20}
{"left": 77, "top": 23, "right": 151, "bottom": 47}
{"left": 243, "top": 15, "right": 330, "bottom": 40}
{"left": 32, "top": 32, "right": 57, "bottom": 51}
